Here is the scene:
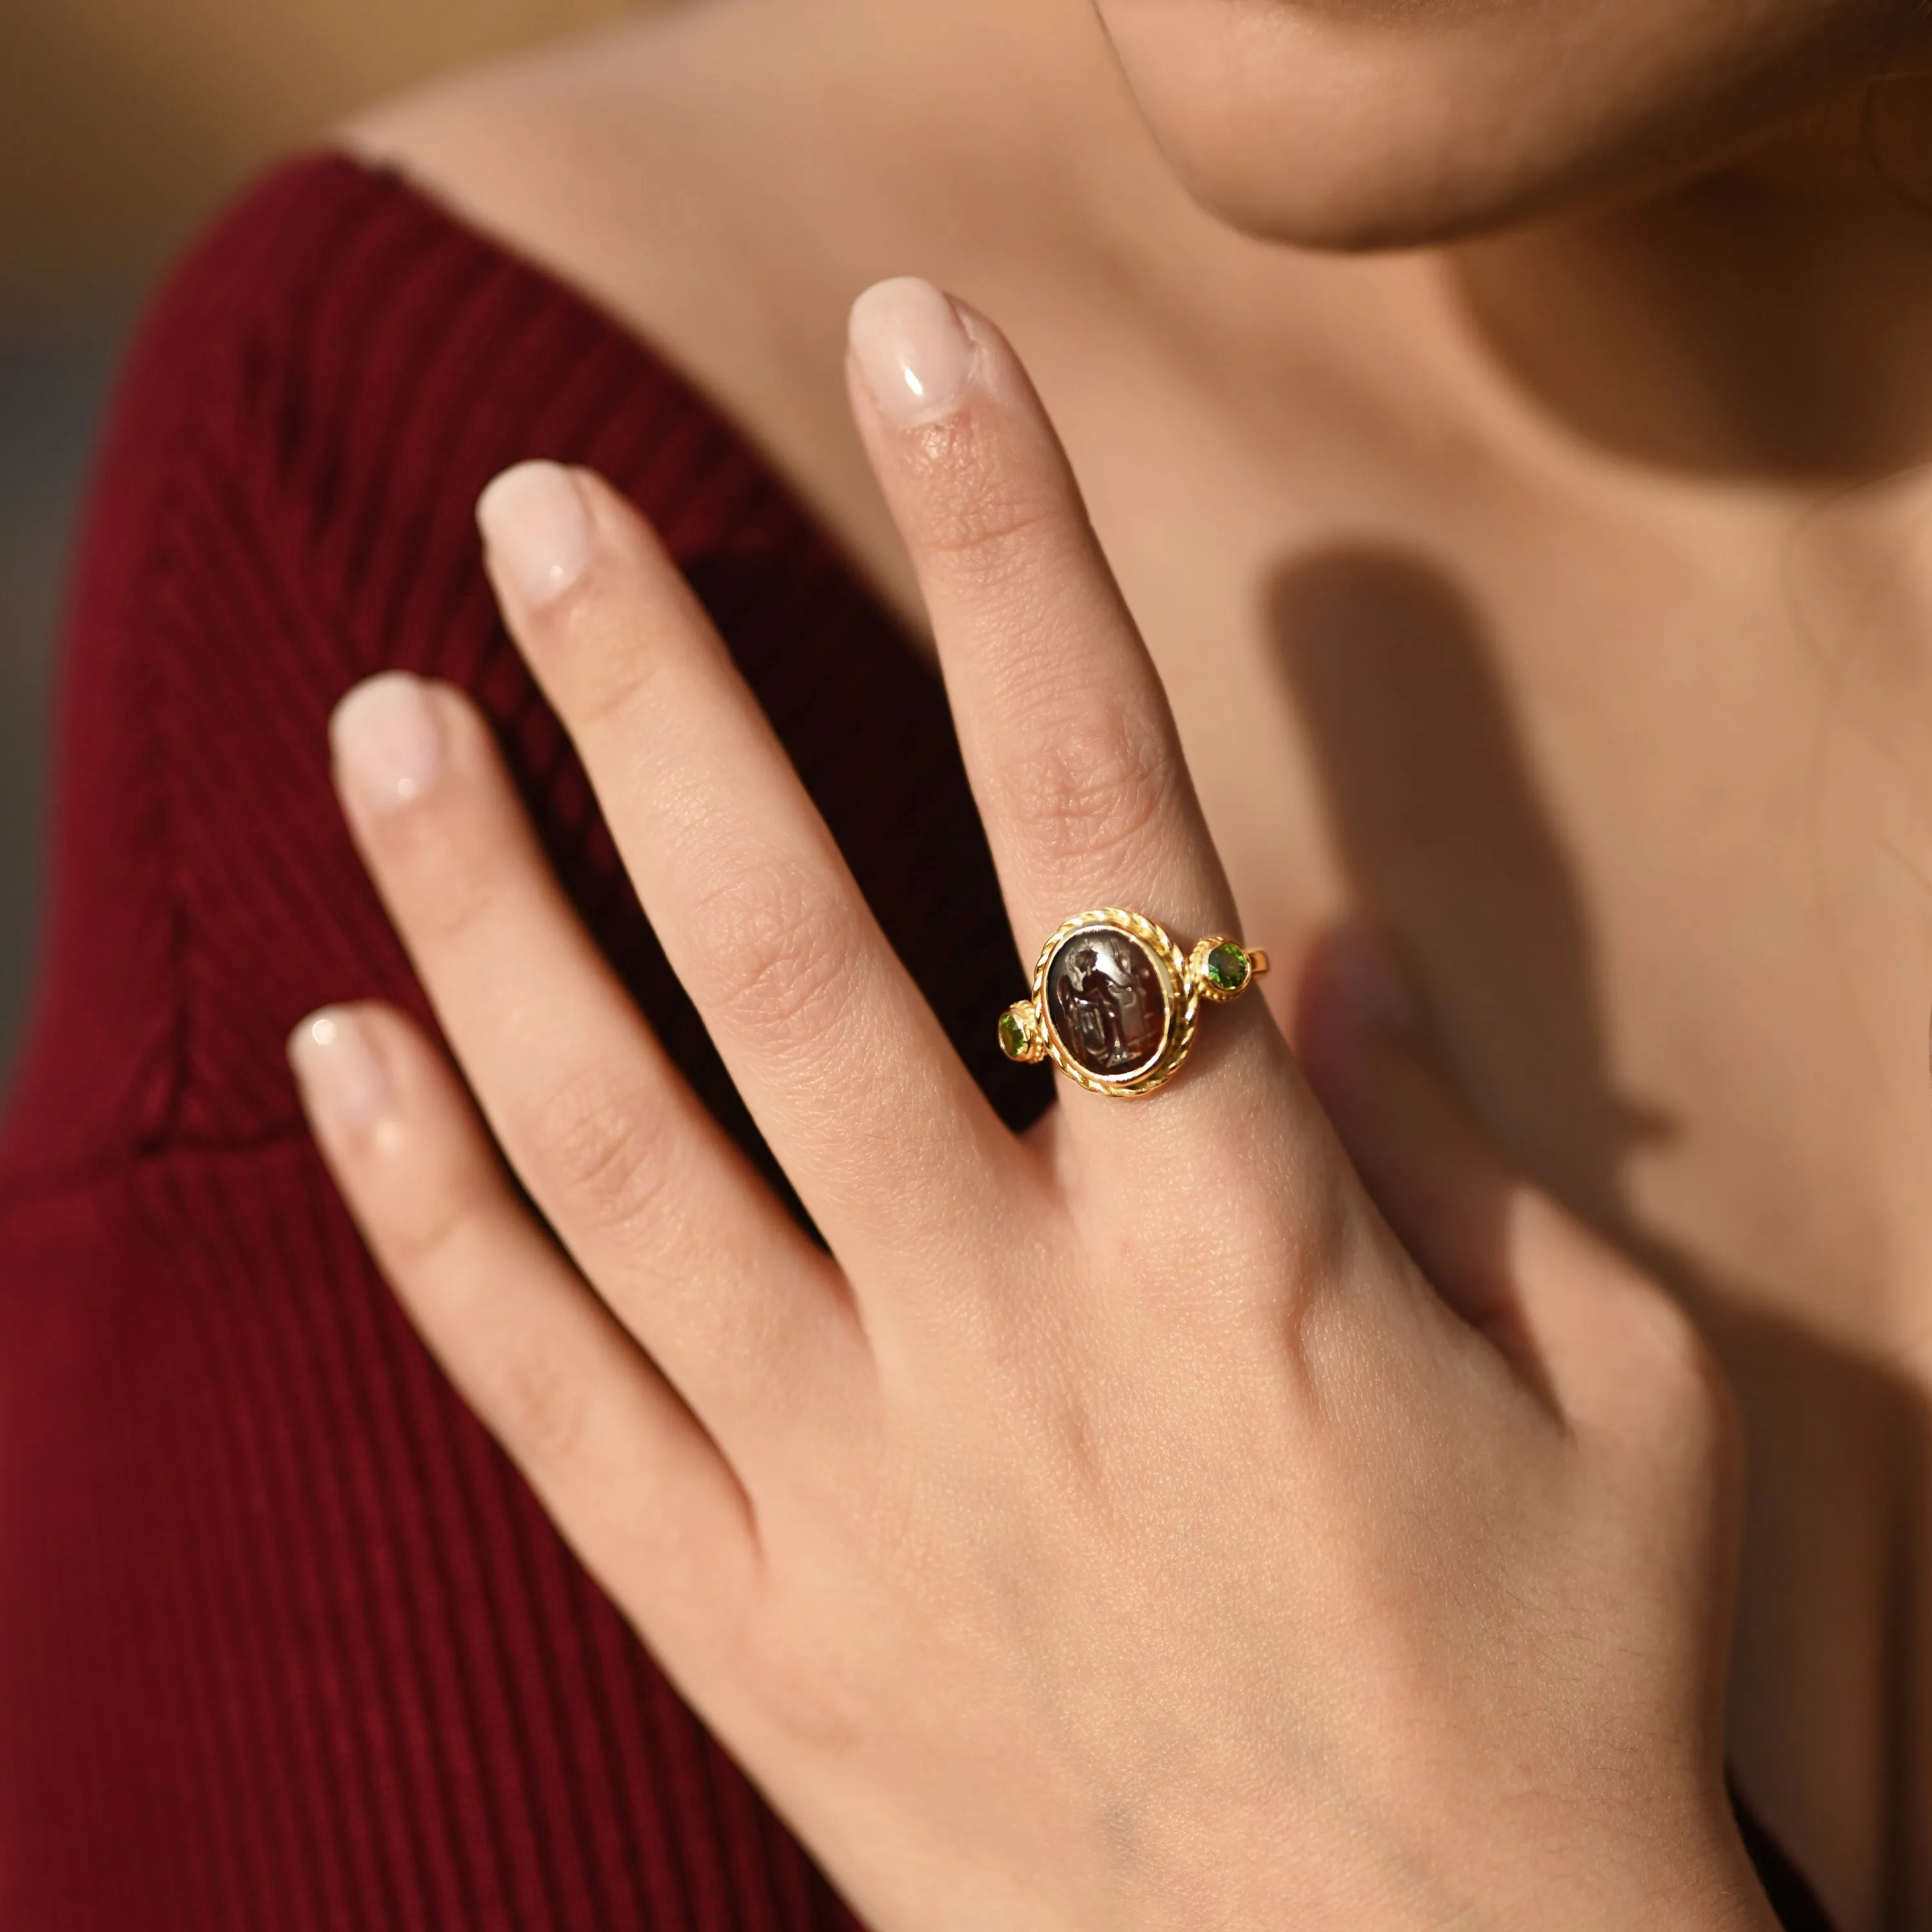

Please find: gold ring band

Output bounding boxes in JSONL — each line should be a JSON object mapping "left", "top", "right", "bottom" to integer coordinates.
{"left": 997, "top": 907, "right": 1269, "bottom": 1098}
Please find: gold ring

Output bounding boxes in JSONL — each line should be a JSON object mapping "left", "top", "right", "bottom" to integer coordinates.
{"left": 996, "top": 907, "right": 1269, "bottom": 1098}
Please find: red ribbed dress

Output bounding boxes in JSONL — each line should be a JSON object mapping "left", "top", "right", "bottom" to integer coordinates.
{"left": 0, "top": 155, "right": 1832, "bottom": 1930}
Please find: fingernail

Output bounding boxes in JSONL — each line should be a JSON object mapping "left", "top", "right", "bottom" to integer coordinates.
{"left": 848, "top": 277, "right": 978, "bottom": 427}
{"left": 330, "top": 671, "right": 444, "bottom": 815}
{"left": 1327, "top": 923, "right": 1422, "bottom": 1037}
{"left": 477, "top": 460, "right": 594, "bottom": 607}
{"left": 288, "top": 1007, "right": 394, "bottom": 1139}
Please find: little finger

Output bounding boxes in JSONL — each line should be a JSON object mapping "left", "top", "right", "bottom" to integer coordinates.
{"left": 289, "top": 999, "right": 757, "bottom": 1643}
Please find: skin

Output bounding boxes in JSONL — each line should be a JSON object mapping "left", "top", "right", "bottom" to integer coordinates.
{"left": 293, "top": 340, "right": 1765, "bottom": 1932}
{"left": 320, "top": 0, "right": 1932, "bottom": 1923}
{"left": 1092, "top": 0, "right": 1921, "bottom": 247}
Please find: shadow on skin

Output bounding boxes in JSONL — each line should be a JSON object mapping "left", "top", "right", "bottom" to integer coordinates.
{"left": 1266, "top": 542, "right": 1926, "bottom": 1930}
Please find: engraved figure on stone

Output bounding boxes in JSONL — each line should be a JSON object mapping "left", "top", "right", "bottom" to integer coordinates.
{"left": 1066, "top": 944, "right": 1128, "bottom": 1063}
{"left": 1056, "top": 936, "right": 1167, "bottom": 1073}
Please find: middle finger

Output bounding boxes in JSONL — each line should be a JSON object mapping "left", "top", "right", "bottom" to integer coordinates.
{"left": 845, "top": 279, "right": 1300, "bottom": 1149}
{"left": 475, "top": 462, "right": 1032, "bottom": 1278}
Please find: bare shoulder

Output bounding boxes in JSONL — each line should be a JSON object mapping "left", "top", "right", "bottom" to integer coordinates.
{"left": 330, "top": 1, "right": 1428, "bottom": 630}
{"left": 337, "top": 2, "right": 916, "bottom": 611}
{"left": 337, "top": 10, "right": 777, "bottom": 342}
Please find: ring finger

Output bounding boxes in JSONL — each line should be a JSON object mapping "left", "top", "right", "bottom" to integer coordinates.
{"left": 329, "top": 671, "right": 854, "bottom": 1451}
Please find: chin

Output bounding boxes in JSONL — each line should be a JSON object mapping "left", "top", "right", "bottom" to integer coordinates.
{"left": 1092, "top": 0, "right": 1901, "bottom": 251}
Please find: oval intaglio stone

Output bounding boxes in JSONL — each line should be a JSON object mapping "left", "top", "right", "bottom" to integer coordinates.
{"left": 1045, "top": 925, "right": 1171, "bottom": 1079}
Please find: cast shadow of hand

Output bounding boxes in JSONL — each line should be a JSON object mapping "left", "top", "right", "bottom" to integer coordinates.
{"left": 1267, "top": 542, "right": 1924, "bottom": 1927}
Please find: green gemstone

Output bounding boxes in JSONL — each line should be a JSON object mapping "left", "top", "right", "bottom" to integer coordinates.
{"left": 1205, "top": 943, "right": 1249, "bottom": 992}
{"left": 998, "top": 1010, "right": 1033, "bottom": 1061}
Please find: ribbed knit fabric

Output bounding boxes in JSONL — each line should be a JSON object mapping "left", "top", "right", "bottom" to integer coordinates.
{"left": 0, "top": 153, "right": 1833, "bottom": 1930}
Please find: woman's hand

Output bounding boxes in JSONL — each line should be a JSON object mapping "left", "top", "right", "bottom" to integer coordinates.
{"left": 289, "top": 278, "right": 1774, "bottom": 1932}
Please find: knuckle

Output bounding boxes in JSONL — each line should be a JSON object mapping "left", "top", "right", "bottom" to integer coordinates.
{"left": 685, "top": 858, "right": 862, "bottom": 1043}
{"left": 741, "top": 1616, "right": 849, "bottom": 1747}
{"left": 1276, "top": 1180, "right": 1370, "bottom": 1338}
{"left": 1247, "top": 1183, "right": 1391, "bottom": 1406}
{"left": 484, "top": 1327, "right": 592, "bottom": 1470}
{"left": 531, "top": 1075, "right": 681, "bottom": 1235}
{"left": 1283, "top": 1179, "right": 1361, "bottom": 1300}
{"left": 1005, "top": 699, "right": 1182, "bottom": 877}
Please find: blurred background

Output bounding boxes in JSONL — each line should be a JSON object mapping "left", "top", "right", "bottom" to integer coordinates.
{"left": 0, "top": 0, "right": 636, "bottom": 1086}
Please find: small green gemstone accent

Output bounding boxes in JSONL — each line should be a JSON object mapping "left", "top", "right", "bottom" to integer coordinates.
{"left": 998, "top": 1010, "right": 1033, "bottom": 1061}
{"left": 1205, "top": 943, "right": 1249, "bottom": 992}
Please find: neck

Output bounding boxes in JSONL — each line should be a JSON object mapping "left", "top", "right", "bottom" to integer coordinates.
{"left": 826, "top": 0, "right": 1932, "bottom": 486}
{"left": 891, "top": 0, "right": 1932, "bottom": 487}
{"left": 672, "top": 0, "right": 1932, "bottom": 486}
{"left": 1452, "top": 77, "right": 1932, "bottom": 480}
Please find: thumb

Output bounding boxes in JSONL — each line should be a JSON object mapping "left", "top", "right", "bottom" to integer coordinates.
{"left": 1294, "top": 923, "right": 1710, "bottom": 1430}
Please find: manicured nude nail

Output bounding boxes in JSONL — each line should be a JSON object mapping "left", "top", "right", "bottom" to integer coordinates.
{"left": 848, "top": 277, "right": 978, "bottom": 427}
{"left": 288, "top": 1007, "right": 394, "bottom": 1139}
{"left": 477, "top": 460, "right": 594, "bottom": 607}
{"left": 330, "top": 671, "right": 444, "bottom": 814}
